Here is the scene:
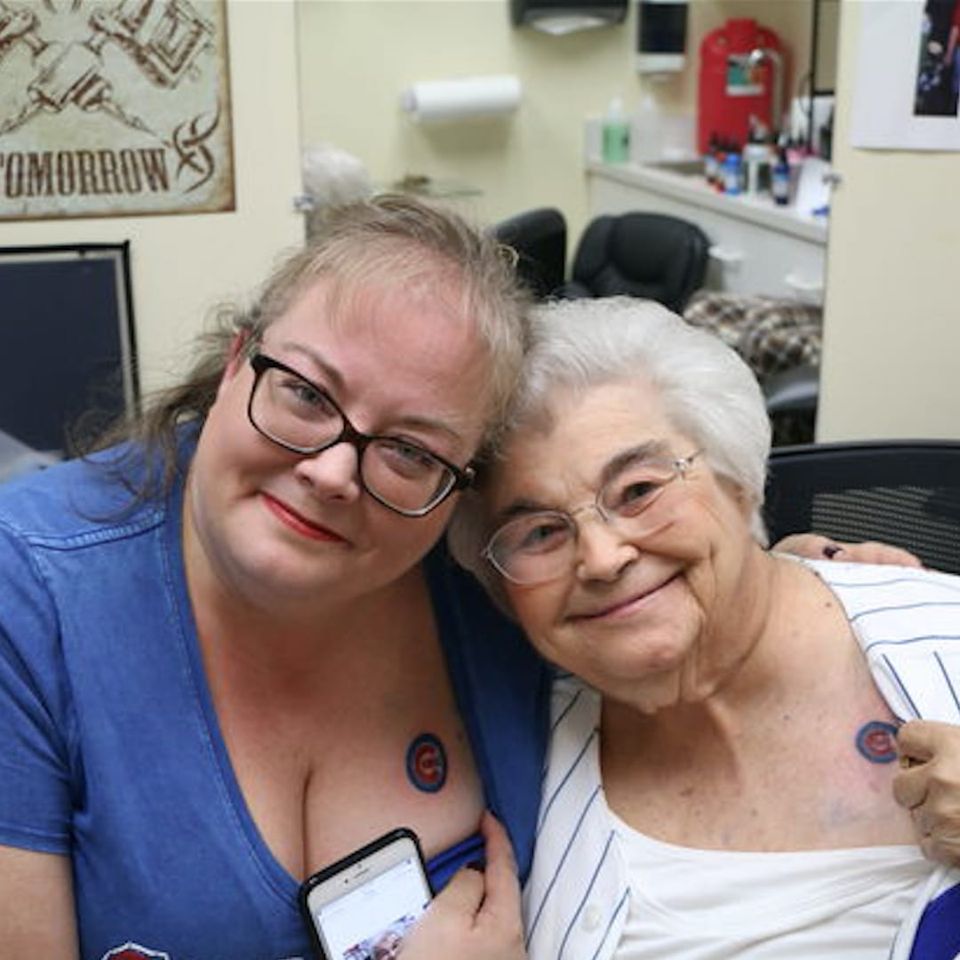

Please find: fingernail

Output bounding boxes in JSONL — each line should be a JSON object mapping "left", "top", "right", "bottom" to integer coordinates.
{"left": 823, "top": 545, "right": 843, "bottom": 559}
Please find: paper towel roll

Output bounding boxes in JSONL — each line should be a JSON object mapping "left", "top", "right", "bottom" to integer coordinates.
{"left": 400, "top": 75, "right": 522, "bottom": 123}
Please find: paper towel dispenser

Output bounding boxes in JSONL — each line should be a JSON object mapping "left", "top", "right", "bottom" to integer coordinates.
{"left": 511, "top": 0, "right": 627, "bottom": 33}
{"left": 636, "top": 0, "right": 687, "bottom": 73}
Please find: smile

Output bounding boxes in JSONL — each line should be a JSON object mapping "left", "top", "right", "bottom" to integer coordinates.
{"left": 569, "top": 573, "right": 679, "bottom": 622}
{"left": 260, "top": 492, "right": 348, "bottom": 543}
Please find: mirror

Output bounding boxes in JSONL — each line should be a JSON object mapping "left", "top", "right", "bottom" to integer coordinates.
{"left": 810, "top": 0, "right": 840, "bottom": 95}
{"left": 803, "top": 0, "right": 840, "bottom": 156}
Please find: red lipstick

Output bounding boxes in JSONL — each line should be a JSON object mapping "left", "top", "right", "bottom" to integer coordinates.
{"left": 261, "top": 493, "right": 347, "bottom": 543}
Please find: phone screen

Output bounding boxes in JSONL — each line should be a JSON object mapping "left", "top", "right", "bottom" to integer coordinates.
{"left": 301, "top": 831, "right": 432, "bottom": 960}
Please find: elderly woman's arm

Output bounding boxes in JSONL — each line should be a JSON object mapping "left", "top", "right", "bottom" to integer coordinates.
{"left": 893, "top": 720, "right": 960, "bottom": 867}
{"left": 400, "top": 814, "right": 526, "bottom": 960}
{"left": 772, "top": 534, "right": 923, "bottom": 567}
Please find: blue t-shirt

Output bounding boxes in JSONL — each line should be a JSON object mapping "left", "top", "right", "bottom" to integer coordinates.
{"left": 0, "top": 443, "right": 549, "bottom": 960}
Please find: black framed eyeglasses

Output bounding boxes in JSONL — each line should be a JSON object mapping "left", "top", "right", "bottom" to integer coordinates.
{"left": 482, "top": 450, "right": 702, "bottom": 584}
{"left": 247, "top": 353, "right": 475, "bottom": 517}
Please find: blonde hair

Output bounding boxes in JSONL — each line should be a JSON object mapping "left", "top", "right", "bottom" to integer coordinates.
{"left": 84, "top": 194, "right": 530, "bottom": 501}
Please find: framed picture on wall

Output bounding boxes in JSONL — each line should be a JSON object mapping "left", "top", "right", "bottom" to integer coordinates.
{"left": 0, "top": 0, "right": 235, "bottom": 221}
{"left": 851, "top": 0, "right": 960, "bottom": 150}
{"left": 0, "top": 242, "right": 138, "bottom": 482}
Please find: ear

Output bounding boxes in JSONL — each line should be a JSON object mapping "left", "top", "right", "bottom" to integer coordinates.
{"left": 733, "top": 484, "right": 759, "bottom": 523}
{"left": 719, "top": 474, "right": 755, "bottom": 521}
{"left": 212, "top": 332, "right": 251, "bottom": 406}
{"left": 223, "top": 331, "right": 249, "bottom": 379}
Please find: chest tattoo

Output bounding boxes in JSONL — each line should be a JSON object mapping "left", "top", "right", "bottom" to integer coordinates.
{"left": 406, "top": 732, "right": 448, "bottom": 793}
{"left": 855, "top": 720, "right": 899, "bottom": 763}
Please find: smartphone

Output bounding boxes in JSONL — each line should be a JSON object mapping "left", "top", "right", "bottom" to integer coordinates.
{"left": 299, "top": 828, "right": 433, "bottom": 960}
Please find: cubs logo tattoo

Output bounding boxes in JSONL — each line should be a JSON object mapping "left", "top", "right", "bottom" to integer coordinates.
{"left": 856, "top": 720, "right": 899, "bottom": 764}
{"left": 406, "top": 732, "right": 447, "bottom": 793}
{"left": 101, "top": 943, "right": 170, "bottom": 960}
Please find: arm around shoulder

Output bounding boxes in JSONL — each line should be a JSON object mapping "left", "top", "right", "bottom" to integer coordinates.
{"left": 772, "top": 533, "right": 923, "bottom": 568}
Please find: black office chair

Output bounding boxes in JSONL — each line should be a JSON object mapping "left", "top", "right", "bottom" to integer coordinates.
{"left": 764, "top": 440, "right": 960, "bottom": 574}
{"left": 492, "top": 207, "right": 567, "bottom": 300}
{"left": 560, "top": 212, "right": 709, "bottom": 313}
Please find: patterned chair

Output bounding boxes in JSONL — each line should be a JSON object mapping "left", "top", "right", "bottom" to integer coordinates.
{"left": 683, "top": 291, "right": 823, "bottom": 445}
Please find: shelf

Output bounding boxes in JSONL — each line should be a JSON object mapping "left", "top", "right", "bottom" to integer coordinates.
{"left": 586, "top": 161, "right": 828, "bottom": 246}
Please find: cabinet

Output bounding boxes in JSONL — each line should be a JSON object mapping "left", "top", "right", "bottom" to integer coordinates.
{"left": 586, "top": 162, "right": 829, "bottom": 302}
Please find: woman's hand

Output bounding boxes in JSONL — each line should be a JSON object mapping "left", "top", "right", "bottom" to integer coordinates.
{"left": 894, "top": 720, "right": 960, "bottom": 866}
{"left": 400, "top": 812, "right": 526, "bottom": 960}
{"left": 773, "top": 534, "right": 922, "bottom": 568}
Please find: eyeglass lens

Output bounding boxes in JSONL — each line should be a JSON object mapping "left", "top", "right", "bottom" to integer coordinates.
{"left": 488, "top": 456, "right": 687, "bottom": 583}
{"left": 251, "top": 361, "right": 455, "bottom": 514}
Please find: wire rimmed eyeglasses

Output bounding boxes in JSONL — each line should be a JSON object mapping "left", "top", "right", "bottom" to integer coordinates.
{"left": 247, "top": 353, "right": 475, "bottom": 517}
{"left": 482, "top": 450, "right": 702, "bottom": 585}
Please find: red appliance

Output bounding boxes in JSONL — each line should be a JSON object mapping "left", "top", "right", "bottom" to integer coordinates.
{"left": 697, "top": 18, "right": 786, "bottom": 154}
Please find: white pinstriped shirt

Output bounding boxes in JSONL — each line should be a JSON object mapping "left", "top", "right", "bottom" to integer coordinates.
{"left": 521, "top": 560, "right": 960, "bottom": 960}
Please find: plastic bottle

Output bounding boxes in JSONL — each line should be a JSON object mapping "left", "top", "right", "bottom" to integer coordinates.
{"left": 771, "top": 146, "right": 791, "bottom": 205}
{"left": 742, "top": 117, "right": 769, "bottom": 197}
{"left": 633, "top": 93, "right": 663, "bottom": 163}
{"left": 713, "top": 139, "right": 728, "bottom": 191}
{"left": 723, "top": 148, "right": 742, "bottom": 195}
{"left": 602, "top": 96, "right": 631, "bottom": 164}
{"left": 704, "top": 132, "right": 719, "bottom": 185}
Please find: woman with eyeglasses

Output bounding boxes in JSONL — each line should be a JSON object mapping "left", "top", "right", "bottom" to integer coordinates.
{"left": 0, "top": 195, "right": 539, "bottom": 960}
{"left": 448, "top": 297, "right": 960, "bottom": 960}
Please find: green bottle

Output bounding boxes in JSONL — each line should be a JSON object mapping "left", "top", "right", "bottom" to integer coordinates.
{"left": 602, "top": 96, "right": 631, "bottom": 164}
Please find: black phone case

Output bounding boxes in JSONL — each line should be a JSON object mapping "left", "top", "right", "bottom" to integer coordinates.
{"left": 297, "top": 827, "right": 431, "bottom": 960}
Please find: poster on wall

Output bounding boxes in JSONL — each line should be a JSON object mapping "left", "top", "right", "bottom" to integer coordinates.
{"left": 0, "top": 0, "right": 235, "bottom": 221}
{"left": 851, "top": 0, "right": 960, "bottom": 150}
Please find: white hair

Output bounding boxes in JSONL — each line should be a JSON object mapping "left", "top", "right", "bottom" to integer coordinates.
{"left": 448, "top": 297, "right": 771, "bottom": 603}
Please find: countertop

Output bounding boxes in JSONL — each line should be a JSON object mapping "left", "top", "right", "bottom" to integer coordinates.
{"left": 586, "top": 160, "right": 829, "bottom": 245}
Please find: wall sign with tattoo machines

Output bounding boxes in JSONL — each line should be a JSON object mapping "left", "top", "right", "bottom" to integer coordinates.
{"left": 0, "top": 0, "right": 235, "bottom": 220}
{"left": 299, "top": 828, "right": 433, "bottom": 960}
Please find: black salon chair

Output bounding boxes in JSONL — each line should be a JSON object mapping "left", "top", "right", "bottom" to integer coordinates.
{"left": 764, "top": 440, "right": 960, "bottom": 574}
{"left": 492, "top": 207, "right": 567, "bottom": 300}
{"left": 560, "top": 212, "right": 709, "bottom": 313}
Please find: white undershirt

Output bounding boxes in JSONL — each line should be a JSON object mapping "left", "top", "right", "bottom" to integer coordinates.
{"left": 610, "top": 809, "right": 934, "bottom": 959}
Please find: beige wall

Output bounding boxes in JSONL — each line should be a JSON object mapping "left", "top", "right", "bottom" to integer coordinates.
{"left": 816, "top": 1, "right": 960, "bottom": 441}
{"left": 298, "top": 0, "right": 624, "bottom": 236}
{"left": 0, "top": 0, "right": 305, "bottom": 394}
{"left": 296, "top": 0, "right": 814, "bottom": 243}
{"left": 9, "top": 0, "right": 950, "bottom": 441}
{"left": 299, "top": 0, "right": 957, "bottom": 441}
{"left": 0, "top": 0, "right": 817, "bottom": 394}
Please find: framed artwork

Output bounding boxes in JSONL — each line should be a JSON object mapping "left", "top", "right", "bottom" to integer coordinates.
{"left": 851, "top": 0, "right": 960, "bottom": 150}
{"left": 0, "top": 0, "right": 235, "bottom": 220}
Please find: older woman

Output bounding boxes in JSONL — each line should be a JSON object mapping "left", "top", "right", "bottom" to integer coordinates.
{"left": 448, "top": 297, "right": 960, "bottom": 960}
